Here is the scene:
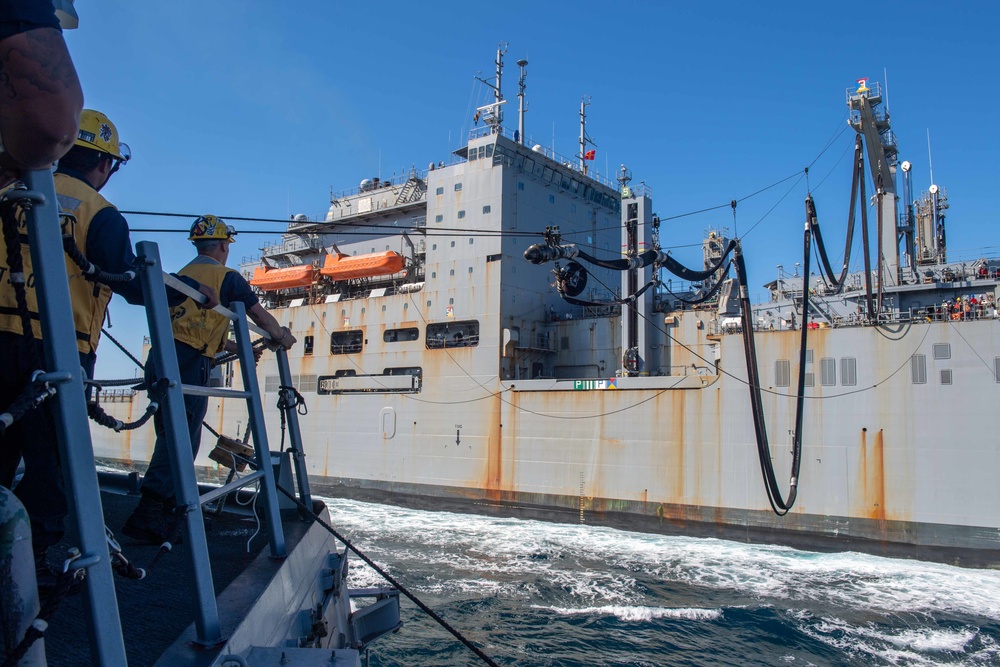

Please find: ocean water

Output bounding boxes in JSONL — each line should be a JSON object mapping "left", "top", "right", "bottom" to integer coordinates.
{"left": 322, "top": 498, "right": 1000, "bottom": 667}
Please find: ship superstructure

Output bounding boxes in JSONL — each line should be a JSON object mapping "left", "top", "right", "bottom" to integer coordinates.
{"left": 93, "top": 55, "right": 1000, "bottom": 567}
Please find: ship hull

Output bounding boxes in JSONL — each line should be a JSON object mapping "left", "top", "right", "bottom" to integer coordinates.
{"left": 92, "top": 317, "right": 1000, "bottom": 568}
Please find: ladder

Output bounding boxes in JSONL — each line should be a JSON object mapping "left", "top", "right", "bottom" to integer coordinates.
{"left": 14, "top": 167, "right": 315, "bottom": 661}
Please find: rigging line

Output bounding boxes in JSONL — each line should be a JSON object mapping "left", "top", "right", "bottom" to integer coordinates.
{"left": 806, "top": 115, "right": 851, "bottom": 170}
{"left": 734, "top": 170, "right": 802, "bottom": 204}
{"left": 810, "top": 139, "right": 855, "bottom": 193}
{"left": 739, "top": 173, "right": 807, "bottom": 239}
{"left": 947, "top": 320, "right": 999, "bottom": 380}
{"left": 129, "top": 227, "right": 532, "bottom": 239}
{"left": 274, "top": 485, "right": 501, "bottom": 667}
{"left": 633, "top": 295, "right": 931, "bottom": 401}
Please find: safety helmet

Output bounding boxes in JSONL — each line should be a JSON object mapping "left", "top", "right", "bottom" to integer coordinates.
{"left": 74, "top": 109, "right": 131, "bottom": 163}
{"left": 189, "top": 215, "right": 237, "bottom": 243}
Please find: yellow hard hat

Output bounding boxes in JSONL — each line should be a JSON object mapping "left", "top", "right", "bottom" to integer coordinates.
{"left": 189, "top": 215, "right": 236, "bottom": 243}
{"left": 74, "top": 109, "right": 131, "bottom": 163}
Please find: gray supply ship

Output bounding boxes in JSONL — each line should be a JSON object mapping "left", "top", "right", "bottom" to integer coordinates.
{"left": 92, "top": 48, "right": 1000, "bottom": 567}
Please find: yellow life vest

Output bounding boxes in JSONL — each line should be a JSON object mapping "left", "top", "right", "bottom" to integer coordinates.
{"left": 170, "top": 257, "right": 235, "bottom": 358}
{"left": 0, "top": 173, "right": 115, "bottom": 354}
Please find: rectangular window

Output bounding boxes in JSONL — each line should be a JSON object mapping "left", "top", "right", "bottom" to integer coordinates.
{"left": 454, "top": 182, "right": 463, "bottom": 191}
{"left": 330, "top": 329, "right": 363, "bottom": 355}
{"left": 318, "top": 369, "right": 421, "bottom": 395}
{"left": 435, "top": 186, "right": 444, "bottom": 195}
{"left": 384, "top": 327, "right": 419, "bottom": 343}
{"left": 940, "top": 369, "right": 953, "bottom": 385}
{"left": 911, "top": 354, "right": 927, "bottom": 384}
{"left": 457, "top": 210, "right": 466, "bottom": 219}
{"left": 482, "top": 205, "right": 491, "bottom": 214}
{"left": 933, "top": 343, "right": 951, "bottom": 360}
{"left": 485, "top": 144, "right": 493, "bottom": 158}
{"left": 426, "top": 320, "right": 480, "bottom": 349}
{"left": 517, "top": 181, "right": 525, "bottom": 191}
{"left": 840, "top": 357, "right": 857, "bottom": 386}
{"left": 477, "top": 146, "right": 485, "bottom": 159}
{"left": 435, "top": 214, "right": 443, "bottom": 223}
{"left": 805, "top": 349, "right": 813, "bottom": 364}
{"left": 264, "top": 375, "right": 279, "bottom": 392}
{"left": 775, "top": 360, "right": 790, "bottom": 387}
{"left": 548, "top": 194, "right": 555, "bottom": 203}
{"left": 820, "top": 357, "right": 836, "bottom": 386}
{"left": 304, "top": 335, "right": 314, "bottom": 355}
{"left": 468, "top": 149, "right": 477, "bottom": 161}
{"left": 804, "top": 372, "right": 815, "bottom": 387}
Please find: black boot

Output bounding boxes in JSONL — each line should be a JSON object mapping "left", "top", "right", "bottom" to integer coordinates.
{"left": 122, "top": 491, "right": 182, "bottom": 545}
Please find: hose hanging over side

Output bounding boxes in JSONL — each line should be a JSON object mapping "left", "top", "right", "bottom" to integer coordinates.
{"left": 809, "top": 135, "right": 862, "bottom": 293}
{"left": 732, "top": 197, "right": 813, "bottom": 516}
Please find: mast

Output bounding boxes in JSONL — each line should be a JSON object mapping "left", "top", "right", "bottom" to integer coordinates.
{"left": 516, "top": 58, "right": 528, "bottom": 145}
{"left": 578, "top": 96, "right": 595, "bottom": 175}
{"left": 474, "top": 42, "right": 508, "bottom": 135}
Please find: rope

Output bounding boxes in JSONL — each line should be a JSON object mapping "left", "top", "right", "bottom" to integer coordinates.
{"left": 60, "top": 221, "right": 136, "bottom": 286}
{"left": 276, "top": 385, "right": 307, "bottom": 452}
{"left": 86, "top": 399, "right": 158, "bottom": 432}
{"left": 274, "top": 484, "right": 501, "bottom": 667}
{"left": 101, "top": 327, "right": 146, "bottom": 370}
{"left": 0, "top": 373, "right": 56, "bottom": 435}
{"left": 212, "top": 337, "right": 268, "bottom": 367}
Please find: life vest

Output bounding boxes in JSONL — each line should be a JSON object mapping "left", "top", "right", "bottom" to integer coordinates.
{"left": 0, "top": 173, "right": 114, "bottom": 354}
{"left": 170, "top": 257, "right": 235, "bottom": 358}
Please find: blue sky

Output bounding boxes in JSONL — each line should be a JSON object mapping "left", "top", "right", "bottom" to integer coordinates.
{"left": 64, "top": 1, "right": 998, "bottom": 379}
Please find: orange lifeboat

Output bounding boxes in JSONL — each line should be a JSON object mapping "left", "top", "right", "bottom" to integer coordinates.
{"left": 249, "top": 264, "right": 317, "bottom": 291}
{"left": 320, "top": 251, "right": 405, "bottom": 281}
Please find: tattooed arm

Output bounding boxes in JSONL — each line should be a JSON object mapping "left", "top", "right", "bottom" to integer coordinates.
{"left": 0, "top": 25, "right": 83, "bottom": 180}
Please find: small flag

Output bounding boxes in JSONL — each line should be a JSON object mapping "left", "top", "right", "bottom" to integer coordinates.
{"left": 856, "top": 77, "right": 869, "bottom": 93}
{"left": 584, "top": 149, "right": 596, "bottom": 160}
{"left": 473, "top": 110, "right": 481, "bottom": 125}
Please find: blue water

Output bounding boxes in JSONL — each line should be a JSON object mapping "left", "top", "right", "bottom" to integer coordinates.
{"left": 322, "top": 498, "right": 1000, "bottom": 666}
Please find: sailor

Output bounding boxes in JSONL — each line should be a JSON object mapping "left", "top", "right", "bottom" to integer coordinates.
{"left": 0, "top": 0, "right": 83, "bottom": 187}
{"left": 122, "top": 216, "right": 296, "bottom": 544}
{"left": 0, "top": 109, "right": 219, "bottom": 592}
